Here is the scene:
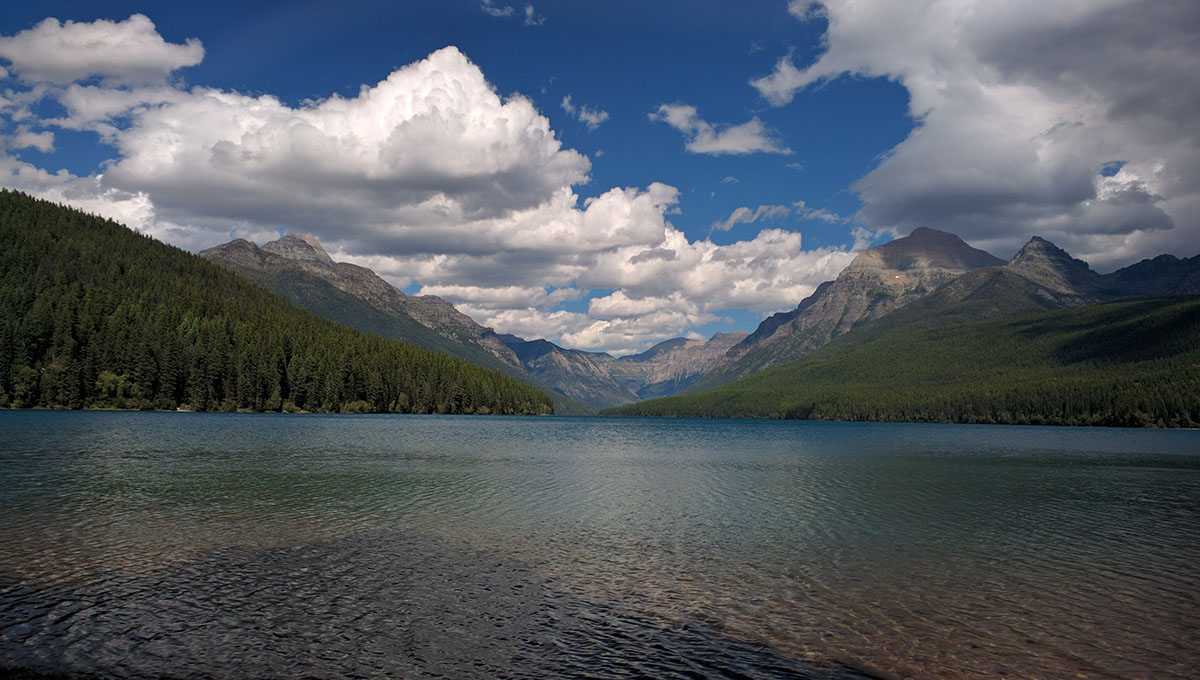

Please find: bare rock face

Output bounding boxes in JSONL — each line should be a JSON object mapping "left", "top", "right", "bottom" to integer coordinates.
{"left": 845, "top": 227, "right": 1006, "bottom": 272}
{"left": 696, "top": 228, "right": 1005, "bottom": 387}
{"left": 498, "top": 331, "right": 752, "bottom": 408}
{"left": 1005, "top": 236, "right": 1105, "bottom": 304}
{"left": 498, "top": 336, "right": 636, "bottom": 408}
{"left": 261, "top": 233, "right": 333, "bottom": 265}
{"left": 610, "top": 333, "right": 748, "bottom": 400}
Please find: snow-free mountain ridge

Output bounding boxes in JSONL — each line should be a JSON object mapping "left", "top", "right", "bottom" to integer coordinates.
{"left": 201, "top": 235, "right": 742, "bottom": 410}
{"left": 203, "top": 229, "right": 1198, "bottom": 409}
{"left": 691, "top": 228, "right": 1200, "bottom": 393}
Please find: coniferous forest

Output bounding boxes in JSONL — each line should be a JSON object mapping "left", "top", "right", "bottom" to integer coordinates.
{"left": 0, "top": 190, "right": 554, "bottom": 415}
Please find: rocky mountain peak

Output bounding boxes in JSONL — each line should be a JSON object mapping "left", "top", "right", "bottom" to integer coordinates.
{"left": 1009, "top": 236, "right": 1078, "bottom": 265}
{"left": 261, "top": 233, "right": 333, "bottom": 265}
{"left": 845, "top": 227, "right": 1005, "bottom": 274}
{"left": 198, "top": 238, "right": 266, "bottom": 269}
{"left": 1006, "top": 236, "right": 1101, "bottom": 296}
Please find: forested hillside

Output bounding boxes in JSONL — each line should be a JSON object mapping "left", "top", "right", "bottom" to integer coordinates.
{"left": 606, "top": 297, "right": 1200, "bottom": 427}
{"left": 0, "top": 191, "right": 553, "bottom": 415}
{"left": 200, "top": 236, "right": 595, "bottom": 414}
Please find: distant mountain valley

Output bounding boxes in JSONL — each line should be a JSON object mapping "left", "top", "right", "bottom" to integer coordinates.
{"left": 200, "top": 235, "right": 745, "bottom": 410}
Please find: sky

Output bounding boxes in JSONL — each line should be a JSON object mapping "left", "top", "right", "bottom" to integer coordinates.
{"left": 2, "top": 1, "right": 1198, "bottom": 355}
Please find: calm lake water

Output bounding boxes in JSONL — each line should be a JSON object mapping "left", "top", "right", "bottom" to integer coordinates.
{"left": 1, "top": 411, "right": 1197, "bottom": 679}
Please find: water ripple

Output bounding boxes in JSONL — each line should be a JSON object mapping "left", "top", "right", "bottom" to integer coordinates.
{"left": 1, "top": 411, "right": 1198, "bottom": 679}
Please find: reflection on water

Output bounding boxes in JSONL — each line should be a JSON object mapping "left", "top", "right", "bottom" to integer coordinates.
{"left": 1, "top": 412, "right": 1198, "bottom": 679}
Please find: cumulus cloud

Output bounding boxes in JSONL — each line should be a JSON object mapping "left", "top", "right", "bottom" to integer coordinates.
{"left": 755, "top": 0, "right": 1200, "bottom": 268}
{"left": 0, "top": 15, "right": 860, "bottom": 354}
{"left": 561, "top": 95, "right": 609, "bottom": 131}
{"left": 98, "top": 46, "right": 591, "bottom": 244}
{"left": 0, "top": 14, "right": 202, "bottom": 85}
{"left": 346, "top": 185, "right": 856, "bottom": 353}
{"left": 649, "top": 104, "right": 791, "bottom": 155}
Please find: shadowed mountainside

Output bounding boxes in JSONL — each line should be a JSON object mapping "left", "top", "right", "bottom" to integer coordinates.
{"left": 607, "top": 297, "right": 1200, "bottom": 427}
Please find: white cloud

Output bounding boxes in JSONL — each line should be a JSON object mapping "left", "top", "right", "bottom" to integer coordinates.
{"left": 10, "top": 129, "right": 54, "bottom": 152}
{"left": 793, "top": 199, "right": 844, "bottom": 224}
{"left": 94, "top": 46, "right": 592, "bottom": 244}
{"left": 756, "top": 0, "right": 1200, "bottom": 268}
{"left": 0, "top": 16, "right": 861, "bottom": 354}
{"left": 576, "top": 107, "right": 608, "bottom": 131}
{"left": 712, "top": 204, "right": 791, "bottom": 232}
{"left": 0, "top": 14, "right": 202, "bottom": 85}
{"left": 649, "top": 104, "right": 792, "bottom": 155}
{"left": 561, "top": 94, "right": 609, "bottom": 131}
{"left": 561, "top": 311, "right": 719, "bottom": 356}
{"left": 524, "top": 5, "right": 546, "bottom": 26}
{"left": 720, "top": 176, "right": 739, "bottom": 184}
{"left": 418, "top": 284, "right": 580, "bottom": 311}
{"left": 480, "top": 1, "right": 514, "bottom": 18}
{"left": 712, "top": 201, "right": 843, "bottom": 233}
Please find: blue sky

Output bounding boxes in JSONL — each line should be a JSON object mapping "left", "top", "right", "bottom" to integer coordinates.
{"left": 2, "top": 1, "right": 1198, "bottom": 353}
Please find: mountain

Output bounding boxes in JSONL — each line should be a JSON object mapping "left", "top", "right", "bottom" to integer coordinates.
{"left": 692, "top": 228, "right": 1005, "bottom": 390}
{"left": 497, "top": 331, "right": 748, "bottom": 408}
{"left": 498, "top": 336, "right": 635, "bottom": 408}
{"left": 856, "top": 236, "right": 1200, "bottom": 342}
{"left": 605, "top": 296, "right": 1200, "bottom": 428}
{"left": 0, "top": 190, "right": 553, "bottom": 415}
{"left": 1105, "top": 253, "right": 1200, "bottom": 297}
{"left": 1004, "top": 236, "right": 1106, "bottom": 303}
{"left": 202, "top": 235, "right": 522, "bottom": 371}
{"left": 693, "top": 228, "right": 1200, "bottom": 393}
{"left": 200, "top": 235, "right": 592, "bottom": 414}
{"left": 609, "top": 332, "right": 748, "bottom": 400}
{"left": 203, "top": 233, "right": 744, "bottom": 410}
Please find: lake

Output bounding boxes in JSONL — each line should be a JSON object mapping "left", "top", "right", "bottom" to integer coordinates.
{"left": 1, "top": 411, "right": 1197, "bottom": 679}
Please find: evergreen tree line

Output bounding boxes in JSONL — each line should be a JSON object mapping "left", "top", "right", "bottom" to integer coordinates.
{"left": 607, "top": 297, "right": 1200, "bottom": 428}
{"left": 0, "top": 190, "right": 554, "bottom": 415}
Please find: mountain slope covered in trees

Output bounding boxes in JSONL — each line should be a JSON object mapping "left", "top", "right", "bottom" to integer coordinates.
{"left": 605, "top": 297, "right": 1200, "bottom": 427}
{"left": 0, "top": 191, "right": 553, "bottom": 415}
{"left": 200, "top": 236, "right": 592, "bottom": 414}
{"left": 202, "top": 234, "right": 745, "bottom": 409}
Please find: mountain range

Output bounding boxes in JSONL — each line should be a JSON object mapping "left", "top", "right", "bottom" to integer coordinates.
{"left": 11, "top": 187, "right": 1195, "bottom": 423}
{"left": 200, "top": 235, "right": 744, "bottom": 410}
{"left": 690, "top": 228, "right": 1200, "bottom": 392}
{"left": 607, "top": 296, "right": 1200, "bottom": 427}
{"left": 202, "top": 226, "right": 1198, "bottom": 416}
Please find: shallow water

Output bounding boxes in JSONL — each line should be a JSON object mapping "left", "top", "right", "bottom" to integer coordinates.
{"left": 1, "top": 411, "right": 1197, "bottom": 679}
